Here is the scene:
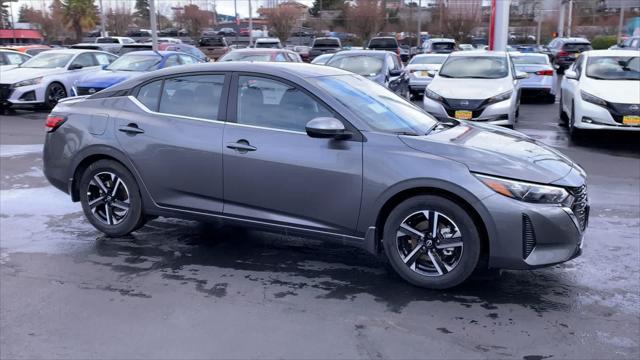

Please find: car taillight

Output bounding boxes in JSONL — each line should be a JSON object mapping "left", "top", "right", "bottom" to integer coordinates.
{"left": 536, "top": 69, "right": 554, "bottom": 76}
{"left": 557, "top": 51, "right": 569, "bottom": 57}
{"left": 45, "top": 115, "right": 66, "bottom": 132}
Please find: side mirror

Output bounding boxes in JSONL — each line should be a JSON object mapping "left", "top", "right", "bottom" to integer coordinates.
{"left": 515, "top": 71, "right": 528, "bottom": 80}
{"left": 305, "top": 117, "right": 351, "bottom": 140}
{"left": 427, "top": 70, "right": 436, "bottom": 77}
{"left": 101, "top": 64, "right": 108, "bottom": 70}
{"left": 564, "top": 69, "right": 578, "bottom": 80}
{"left": 389, "top": 69, "right": 403, "bottom": 77}
{"left": 68, "top": 64, "right": 83, "bottom": 70}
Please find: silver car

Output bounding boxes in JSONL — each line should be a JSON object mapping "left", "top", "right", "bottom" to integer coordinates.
{"left": 43, "top": 63, "right": 588, "bottom": 289}
{"left": 511, "top": 52, "right": 556, "bottom": 103}
{"left": 405, "top": 54, "right": 449, "bottom": 96}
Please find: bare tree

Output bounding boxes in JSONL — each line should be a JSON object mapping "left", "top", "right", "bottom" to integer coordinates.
{"left": 441, "top": 0, "right": 482, "bottom": 42}
{"left": 264, "top": 4, "right": 299, "bottom": 44}
{"left": 107, "top": 6, "right": 133, "bottom": 36}
{"left": 23, "top": 0, "right": 66, "bottom": 43}
{"left": 175, "top": 4, "right": 210, "bottom": 38}
{"left": 344, "top": 0, "right": 385, "bottom": 46}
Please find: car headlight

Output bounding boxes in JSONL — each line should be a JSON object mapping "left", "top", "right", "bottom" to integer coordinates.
{"left": 486, "top": 90, "right": 513, "bottom": 105}
{"left": 425, "top": 88, "right": 444, "bottom": 102}
{"left": 12, "top": 77, "right": 43, "bottom": 88}
{"left": 580, "top": 90, "right": 607, "bottom": 107}
{"left": 475, "top": 174, "right": 572, "bottom": 205}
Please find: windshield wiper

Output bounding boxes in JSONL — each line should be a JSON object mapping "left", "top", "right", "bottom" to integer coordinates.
{"left": 394, "top": 131, "right": 420, "bottom": 136}
{"left": 438, "top": 73, "right": 454, "bottom": 78}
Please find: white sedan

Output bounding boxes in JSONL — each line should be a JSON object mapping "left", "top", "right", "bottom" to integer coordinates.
{"left": 423, "top": 51, "right": 527, "bottom": 128}
{"left": 0, "top": 49, "right": 117, "bottom": 109}
{"left": 559, "top": 49, "right": 640, "bottom": 138}
{"left": 0, "top": 50, "right": 31, "bottom": 72}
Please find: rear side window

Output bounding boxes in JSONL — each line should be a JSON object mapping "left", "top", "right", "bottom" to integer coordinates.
{"left": 159, "top": 75, "right": 225, "bottom": 120}
{"left": 94, "top": 53, "right": 116, "bottom": 65}
{"left": 432, "top": 42, "right": 455, "bottom": 51}
{"left": 137, "top": 80, "right": 162, "bottom": 111}
{"left": 563, "top": 43, "right": 592, "bottom": 52}
{"left": 313, "top": 39, "right": 339, "bottom": 48}
{"left": 236, "top": 76, "right": 333, "bottom": 132}
{"left": 71, "top": 53, "right": 97, "bottom": 67}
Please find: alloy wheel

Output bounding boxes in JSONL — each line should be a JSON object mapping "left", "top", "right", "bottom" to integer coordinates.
{"left": 47, "top": 84, "right": 66, "bottom": 106}
{"left": 86, "top": 171, "right": 131, "bottom": 226}
{"left": 396, "top": 210, "right": 463, "bottom": 277}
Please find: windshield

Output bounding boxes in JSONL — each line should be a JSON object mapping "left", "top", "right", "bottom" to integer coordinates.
{"left": 96, "top": 38, "right": 118, "bottom": 44}
{"left": 432, "top": 42, "right": 455, "bottom": 51}
{"left": 586, "top": 56, "right": 640, "bottom": 81}
{"left": 220, "top": 53, "right": 272, "bottom": 62}
{"left": 439, "top": 56, "right": 508, "bottom": 79}
{"left": 410, "top": 56, "right": 447, "bottom": 65}
{"left": 107, "top": 54, "right": 161, "bottom": 71}
{"left": 310, "top": 75, "right": 438, "bottom": 135}
{"left": 369, "top": 38, "right": 397, "bottom": 48}
{"left": 20, "top": 53, "right": 73, "bottom": 68}
{"left": 511, "top": 55, "right": 548, "bottom": 65}
{"left": 327, "top": 55, "right": 384, "bottom": 76}
{"left": 313, "top": 39, "right": 339, "bottom": 48}
{"left": 256, "top": 42, "right": 280, "bottom": 49}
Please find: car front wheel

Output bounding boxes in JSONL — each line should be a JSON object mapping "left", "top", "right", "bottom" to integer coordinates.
{"left": 382, "top": 195, "right": 482, "bottom": 289}
{"left": 79, "top": 160, "right": 145, "bottom": 237}
{"left": 44, "top": 82, "right": 67, "bottom": 109}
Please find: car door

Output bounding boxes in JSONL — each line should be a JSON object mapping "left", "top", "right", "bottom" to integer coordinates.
{"left": 64, "top": 52, "right": 102, "bottom": 87}
{"left": 562, "top": 55, "right": 584, "bottom": 114}
{"left": 115, "top": 73, "right": 228, "bottom": 213}
{"left": 222, "top": 74, "right": 363, "bottom": 235}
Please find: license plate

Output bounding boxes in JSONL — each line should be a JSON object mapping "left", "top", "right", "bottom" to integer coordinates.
{"left": 623, "top": 115, "right": 640, "bottom": 125}
{"left": 454, "top": 110, "right": 473, "bottom": 120}
{"left": 419, "top": 71, "right": 429, "bottom": 77}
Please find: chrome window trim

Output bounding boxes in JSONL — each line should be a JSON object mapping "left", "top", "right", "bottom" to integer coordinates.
{"left": 127, "top": 95, "right": 224, "bottom": 124}
{"left": 225, "top": 121, "right": 307, "bottom": 135}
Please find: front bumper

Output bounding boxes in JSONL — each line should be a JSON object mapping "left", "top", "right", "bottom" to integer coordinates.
{"left": 575, "top": 100, "right": 640, "bottom": 132}
{"left": 0, "top": 82, "right": 46, "bottom": 106}
{"left": 481, "top": 191, "right": 587, "bottom": 269}
{"left": 422, "top": 96, "right": 514, "bottom": 126}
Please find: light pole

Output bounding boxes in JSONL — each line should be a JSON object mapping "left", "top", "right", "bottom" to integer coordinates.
{"left": 234, "top": 0, "right": 238, "bottom": 45}
{"left": 416, "top": 0, "right": 422, "bottom": 48}
{"left": 99, "top": 0, "right": 107, "bottom": 37}
{"left": 558, "top": 1, "right": 566, "bottom": 37}
{"left": 567, "top": 0, "right": 573, "bottom": 37}
{"left": 249, "top": 0, "right": 253, "bottom": 47}
{"left": 617, "top": 4, "right": 625, "bottom": 43}
{"left": 149, "top": 0, "right": 158, "bottom": 51}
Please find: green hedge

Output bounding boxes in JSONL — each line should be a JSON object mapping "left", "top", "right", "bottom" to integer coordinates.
{"left": 591, "top": 35, "right": 618, "bottom": 50}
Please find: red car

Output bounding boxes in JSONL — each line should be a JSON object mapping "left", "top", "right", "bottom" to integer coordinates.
{"left": 239, "top": 28, "right": 251, "bottom": 37}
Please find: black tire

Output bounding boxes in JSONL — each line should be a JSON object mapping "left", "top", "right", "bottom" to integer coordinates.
{"left": 545, "top": 93, "right": 557, "bottom": 104}
{"left": 44, "top": 82, "right": 67, "bottom": 109}
{"left": 559, "top": 93, "right": 568, "bottom": 123}
{"left": 79, "top": 159, "right": 145, "bottom": 237}
{"left": 382, "top": 195, "right": 482, "bottom": 289}
{"left": 568, "top": 103, "right": 583, "bottom": 141}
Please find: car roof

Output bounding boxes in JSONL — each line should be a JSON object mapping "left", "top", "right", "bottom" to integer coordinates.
{"left": 510, "top": 52, "right": 547, "bottom": 57}
{"left": 121, "top": 50, "right": 176, "bottom": 56}
{"left": 558, "top": 37, "right": 590, "bottom": 43}
{"left": 331, "top": 50, "right": 390, "bottom": 57}
{"left": 107, "top": 62, "right": 351, "bottom": 93}
{"left": 428, "top": 38, "right": 456, "bottom": 43}
{"left": 229, "top": 48, "right": 291, "bottom": 54}
{"left": 414, "top": 53, "right": 449, "bottom": 57}
{"left": 449, "top": 50, "right": 507, "bottom": 57}
{"left": 584, "top": 49, "right": 639, "bottom": 57}
{"left": 35, "top": 49, "right": 107, "bottom": 55}
{"left": 256, "top": 38, "right": 280, "bottom": 42}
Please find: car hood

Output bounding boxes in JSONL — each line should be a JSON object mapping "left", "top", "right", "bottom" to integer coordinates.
{"left": 77, "top": 70, "right": 141, "bottom": 88}
{"left": 406, "top": 64, "right": 443, "bottom": 71}
{"left": 0, "top": 67, "right": 65, "bottom": 83}
{"left": 580, "top": 78, "right": 640, "bottom": 104}
{"left": 400, "top": 122, "right": 579, "bottom": 185}
{"left": 428, "top": 77, "right": 512, "bottom": 99}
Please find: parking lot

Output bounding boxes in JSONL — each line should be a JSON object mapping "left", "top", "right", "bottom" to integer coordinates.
{"left": 1, "top": 98, "right": 639, "bottom": 359}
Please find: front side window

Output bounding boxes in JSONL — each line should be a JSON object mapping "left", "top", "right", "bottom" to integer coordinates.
{"left": 439, "top": 56, "right": 508, "bottom": 79}
{"left": 327, "top": 55, "right": 384, "bottom": 76}
{"left": 236, "top": 76, "right": 333, "bottom": 132}
{"left": 163, "top": 55, "right": 180, "bottom": 68}
{"left": 94, "top": 53, "right": 115, "bottom": 65}
{"left": 71, "top": 53, "right": 96, "bottom": 68}
{"left": 136, "top": 80, "right": 162, "bottom": 111}
{"left": 3, "top": 52, "right": 28, "bottom": 65}
{"left": 586, "top": 56, "right": 640, "bottom": 81}
{"left": 310, "top": 75, "right": 437, "bottom": 135}
{"left": 159, "top": 75, "right": 225, "bottom": 119}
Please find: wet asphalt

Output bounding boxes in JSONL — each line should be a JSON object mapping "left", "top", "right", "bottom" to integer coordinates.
{"left": 0, "top": 99, "right": 638, "bottom": 360}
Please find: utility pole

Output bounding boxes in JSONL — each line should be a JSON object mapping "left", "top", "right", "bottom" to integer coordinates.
{"left": 536, "top": 11, "right": 542, "bottom": 45}
{"left": 417, "top": 0, "right": 422, "bottom": 48}
{"left": 249, "top": 0, "right": 253, "bottom": 47}
{"left": 149, "top": 0, "right": 158, "bottom": 51}
{"left": 233, "top": 0, "right": 238, "bottom": 45}
{"left": 99, "top": 0, "right": 107, "bottom": 37}
{"left": 567, "top": 0, "right": 573, "bottom": 37}
{"left": 558, "top": 1, "right": 566, "bottom": 37}
{"left": 617, "top": 4, "right": 625, "bottom": 43}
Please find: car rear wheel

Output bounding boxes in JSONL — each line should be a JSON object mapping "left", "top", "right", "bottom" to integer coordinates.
{"left": 44, "top": 82, "right": 67, "bottom": 109}
{"left": 559, "top": 93, "right": 569, "bottom": 123}
{"left": 382, "top": 195, "right": 481, "bottom": 289}
{"left": 79, "top": 160, "right": 145, "bottom": 237}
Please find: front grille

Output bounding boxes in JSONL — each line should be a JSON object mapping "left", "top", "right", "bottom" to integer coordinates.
{"left": 0, "top": 84, "right": 13, "bottom": 101}
{"left": 606, "top": 102, "right": 640, "bottom": 125}
{"left": 569, "top": 185, "right": 589, "bottom": 231}
{"left": 76, "top": 87, "right": 104, "bottom": 96}
{"left": 522, "top": 214, "right": 536, "bottom": 259}
{"left": 442, "top": 98, "right": 487, "bottom": 118}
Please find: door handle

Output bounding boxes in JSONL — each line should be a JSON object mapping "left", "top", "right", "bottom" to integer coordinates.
{"left": 118, "top": 123, "right": 144, "bottom": 134}
{"left": 226, "top": 140, "right": 256, "bottom": 152}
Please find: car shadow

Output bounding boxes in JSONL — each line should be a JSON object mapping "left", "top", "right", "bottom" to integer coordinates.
{"left": 78, "top": 218, "right": 578, "bottom": 314}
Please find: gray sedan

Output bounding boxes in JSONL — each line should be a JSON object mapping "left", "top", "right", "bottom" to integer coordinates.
{"left": 42, "top": 62, "right": 588, "bottom": 289}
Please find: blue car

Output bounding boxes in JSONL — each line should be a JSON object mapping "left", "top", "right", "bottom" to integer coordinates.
{"left": 72, "top": 51, "right": 203, "bottom": 96}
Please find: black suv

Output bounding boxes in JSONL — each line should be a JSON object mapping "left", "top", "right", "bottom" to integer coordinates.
{"left": 367, "top": 36, "right": 401, "bottom": 56}
{"left": 308, "top": 37, "right": 342, "bottom": 61}
{"left": 546, "top": 37, "right": 592, "bottom": 73}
